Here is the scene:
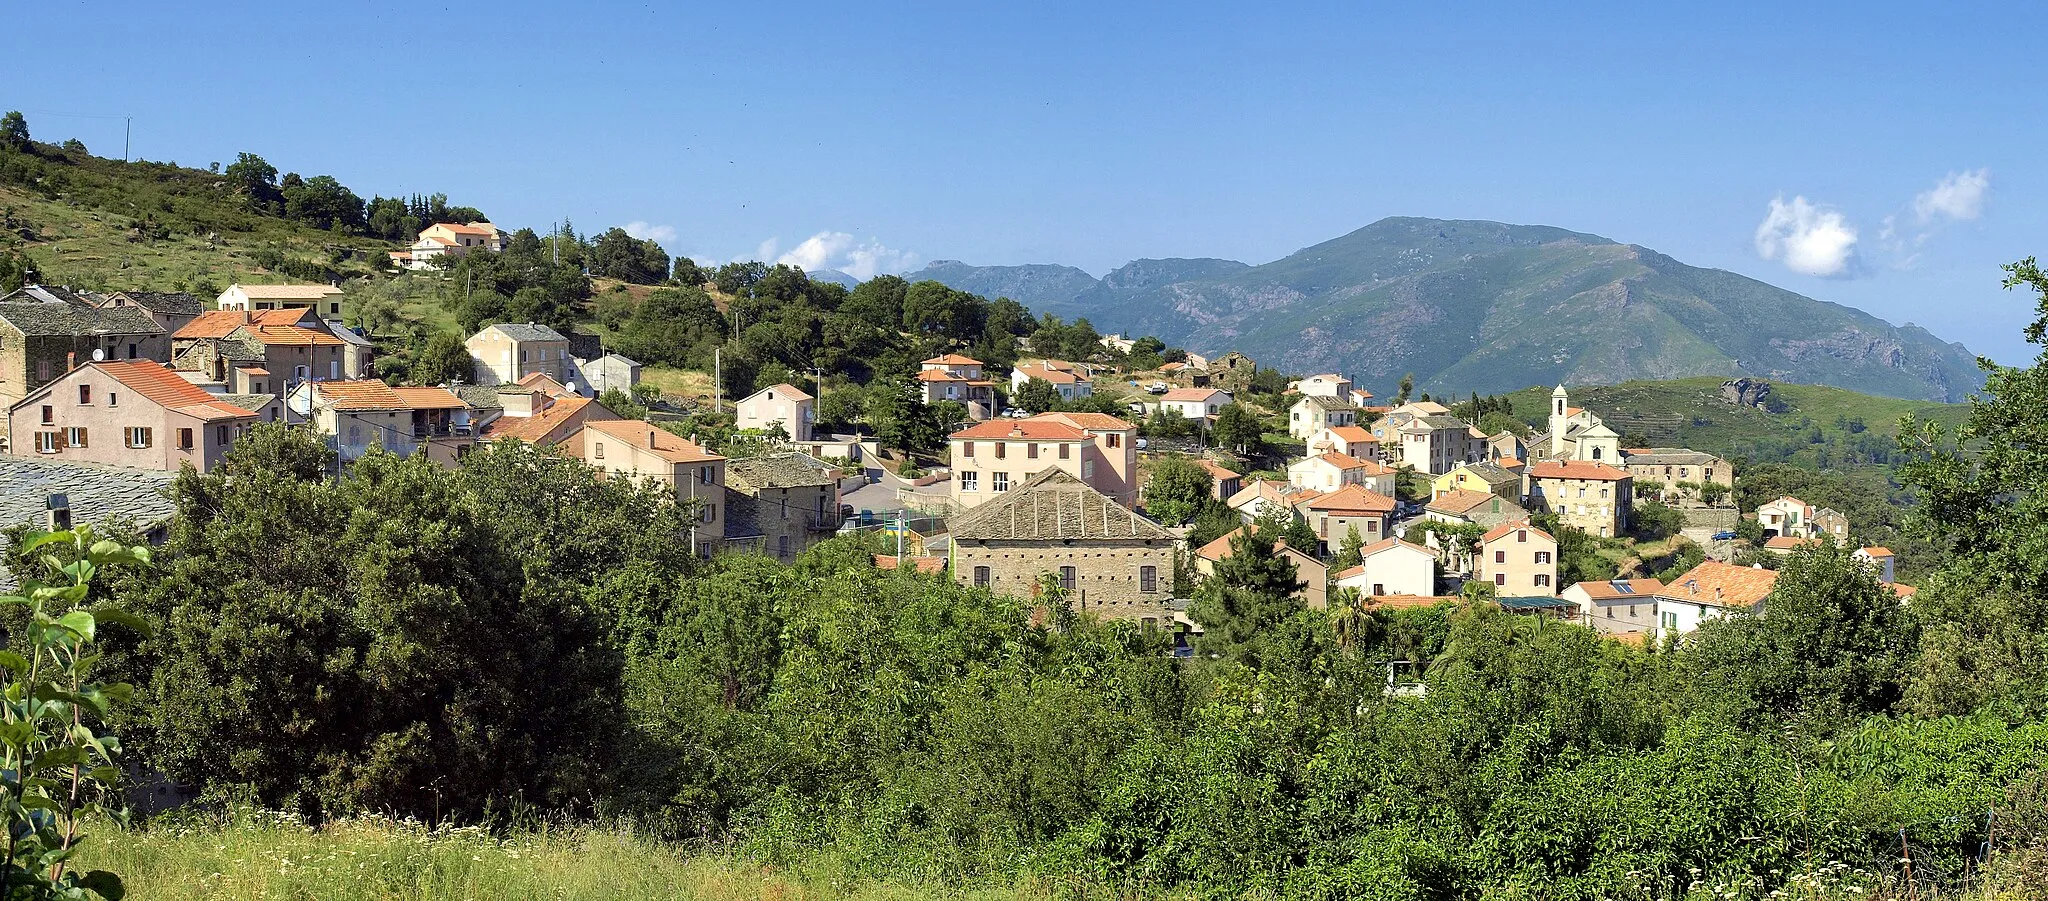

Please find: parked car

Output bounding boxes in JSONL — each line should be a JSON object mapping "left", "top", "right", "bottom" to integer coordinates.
{"left": 1711, "top": 530, "right": 1738, "bottom": 541}
{"left": 1147, "top": 382, "right": 1169, "bottom": 394}
{"left": 1136, "top": 437, "right": 1150, "bottom": 450}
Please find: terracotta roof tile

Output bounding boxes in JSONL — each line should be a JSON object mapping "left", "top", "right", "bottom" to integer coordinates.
{"left": 91, "top": 361, "right": 255, "bottom": 420}
{"left": 1657, "top": 561, "right": 1778, "bottom": 609}
{"left": 874, "top": 555, "right": 946, "bottom": 574}
{"left": 1569, "top": 578, "right": 1667, "bottom": 600}
{"left": 1303, "top": 484, "right": 1396, "bottom": 513}
{"left": 1482, "top": 520, "right": 1555, "bottom": 544}
{"left": 1427, "top": 489, "right": 1501, "bottom": 515}
{"left": 1160, "top": 388, "right": 1227, "bottom": 402}
{"left": 579, "top": 419, "right": 724, "bottom": 464}
{"left": 921, "top": 353, "right": 982, "bottom": 365}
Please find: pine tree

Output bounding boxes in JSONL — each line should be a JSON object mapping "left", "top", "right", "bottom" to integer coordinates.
{"left": 1190, "top": 512, "right": 1308, "bottom": 666}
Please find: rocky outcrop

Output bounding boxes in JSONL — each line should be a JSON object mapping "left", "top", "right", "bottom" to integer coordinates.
{"left": 1720, "top": 378, "right": 1773, "bottom": 409}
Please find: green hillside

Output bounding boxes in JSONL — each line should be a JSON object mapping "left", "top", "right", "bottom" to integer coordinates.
{"left": 1496, "top": 376, "right": 1970, "bottom": 468}
{"left": 0, "top": 141, "right": 393, "bottom": 293}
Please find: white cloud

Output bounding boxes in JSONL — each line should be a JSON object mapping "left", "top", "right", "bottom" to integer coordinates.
{"left": 1753, "top": 195, "right": 1859, "bottom": 278}
{"left": 622, "top": 221, "right": 678, "bottom": 244}
{"left": 773, "top": 231, "right": 918, "bottom": 280}
{"left": 1912, "top": 169, "right": 1990, "bottom": 223}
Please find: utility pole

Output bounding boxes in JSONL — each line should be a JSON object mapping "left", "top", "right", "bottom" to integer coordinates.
{"left": 122, "top": 117, "right": 131, "bottom": 162}
{"left": 713, "top": 347, "right": 722, "bottom": 413}
{"left": 896, "top": 508, "right": 905, "bottom": 563}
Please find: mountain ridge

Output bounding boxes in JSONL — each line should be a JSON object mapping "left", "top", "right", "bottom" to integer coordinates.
{"left": 889, "top": 218, "right": 1981, "bottom": 402}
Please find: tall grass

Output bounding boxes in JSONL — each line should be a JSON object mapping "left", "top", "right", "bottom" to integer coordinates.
{"left": 77, "top": 810, "right": 1050, "bottom": 901}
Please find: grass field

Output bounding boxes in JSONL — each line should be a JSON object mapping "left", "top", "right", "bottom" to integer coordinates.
{"left": 79, "top": 813, "right": 1053, "bottom": 901}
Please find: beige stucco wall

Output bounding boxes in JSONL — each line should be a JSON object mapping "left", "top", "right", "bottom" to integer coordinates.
{"left": 951, "top": 433, "right": 1136, "bottom": 509}
{"left": 7, "top": 366, "right": 249, "bottom": 471}
{"left": 464, "top": 331, "right": 569, "bottom": 387}
{"left": 1475, "top": 526, "right": 1559, "bottom": 596}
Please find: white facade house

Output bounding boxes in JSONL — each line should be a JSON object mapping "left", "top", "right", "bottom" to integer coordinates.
{"left": 1332, "top": 538, "right": 1437, "bottom": 598}
{"left": 735, "top": 383, "right": 815, "bottom": 441}
{"left": 1652, "top": 561, "right": 1777, "bottom": 641}
{"left": 1289, "top": 395, "right": 1357, "bottom": 440}
{"left": 216, "top": 284, "right": 345, "bottom": 317}
{"left": 1292, "top": 373, "right": 1352, "bottom": 399}
{"left": 1157, "top": 388, "right": 1231, "bottom": 420}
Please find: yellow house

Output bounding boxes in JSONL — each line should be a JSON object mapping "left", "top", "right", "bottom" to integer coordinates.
{"left": 1430, "top": 461, "right": 1521, "bottom": 501}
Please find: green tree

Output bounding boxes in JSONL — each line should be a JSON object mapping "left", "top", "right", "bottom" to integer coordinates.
{"left": 1684, "top": 541, "right": 1917, "bottom": 727}
{"left": 1898, "top": 256, "right": 2048, "bottom": 717}
{"left": 1330, "top": 525, "right": 1367, "bottom": 570}
{"left": 0, "top": 248, "right": 41, "bottom": 293}
{"left": 1013, "top": 377, "right": 1060, "bottom": 414}
{"left": 1211, "top": 403, "right": 1266, "bottom": 456}
{"left": 1395, "top": 373, "right": 1414, "bottom": 404}
{"left": 0, "top": 526, "right": 149, "bottom": 901}
{"left": 281, "top": 174, "right": 366, "bottom": 231}
{"left": 1190, "top": 513, "right": 1307, "bottom": 666}
{"left": 408, "top": 332, "right": 474, "bottom": 385}
{"left": 223, "top": 152, "right": 281, "bottom": 209}
{"left": 0, "top": 111, "right": 27, "bottom": 150}
{"left": 1143, "top": 455, "right": 1212, "bottom": 525}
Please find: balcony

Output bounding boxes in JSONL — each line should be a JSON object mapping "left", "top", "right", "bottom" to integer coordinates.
{"left": 804, "top": 510, "right": 845, "bottom": 532}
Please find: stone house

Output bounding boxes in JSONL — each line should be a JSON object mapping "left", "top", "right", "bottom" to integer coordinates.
{"left": 1208, "top": 351, "right": 1257, "bottom": 392}
{"left": 1194, "top": 525, "right": 1327, "bottom": 610}
{"left": 5, "top": 360, "right": 261, "bottom": 471}
{"left": 0, "top": 302, "right": 169, "bottom": 407}
{"left": 173, "top": 308, "right": 361, "bottom": 389}
{"left": 570, "top": 352, "right": 642, "bottom": 398}
{"left": 948, "top": 468, "right": 1176, "bottom": 626}
{"left": 1562, "top": 578, "right": 1665, "bottom": 637}
{"left": 567, "top": 419, "right": 727, "bottom": 558}
{"left": 98, "top": 291, "right": 205, "bottom": 337}
{"left": 949, "top": 412, "right": 1137, "bottom": 510}
{"left": 1523, "top": 460, "right": 1633, "bottom": 538}
{"left": 1619, "top": 448, "right": 1734, "bottom": 502}
{"left": 1332, "top": 538, "right": 1438, "bottom": 598}
{"left": 734, "top": 383, "right": 816, "bottom": 441}
{"left": 1474, "top": 521, "right": 1559, "bottom": 597}
{"left": 725, "top": 451, "right": 842, "bottom": 563}
{"left": 465, "top": 322, "right": 572, "bottom": 387}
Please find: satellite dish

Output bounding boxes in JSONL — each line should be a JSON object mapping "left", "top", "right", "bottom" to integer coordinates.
{"left": 90, "top": 348, "right": 105, "bottom": 361}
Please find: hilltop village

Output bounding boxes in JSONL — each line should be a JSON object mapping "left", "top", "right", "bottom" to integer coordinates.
{"left": 0, "top": 222, "right": 1912, "bottom": 645}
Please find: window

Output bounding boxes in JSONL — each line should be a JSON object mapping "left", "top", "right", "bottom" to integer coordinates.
{"left": 1534, "top": 574, "right": 1551, "bottom": 588}
{"left": 1577, "top": 487, "right": 1586, "bottom": 498}
{"left": 993, "top": 472, "right": 1010, "bottom": 493}
{"left": 973, "top": 566, "right": 991, "bottom": 588}
{"left": 1106, "top": 433, "right": 1121, "bottom": 448}
{"left": 36, "top": 360, "right": 49, "bottom": 381}
{"left": 960, "top": 471, "right": 978, "bottom": 492}
{"left": 1058, "top": 444, "right": 1069, "bottom": 460}
{"left": 1534, "top": 551, "right": 1551, "bottom": 564}
{"left": 520, "top": 349, "right": 529, "bottom": 362}
{"left": 64, "top": 427, "right": 86, "bottom": 448}
{"left": 1058, "top": 566, "right": 1076, "bottom": 591}
{"left": 177, "top": 428, "right": 194, "bottom": 450}
{"left": 216, "top": 425, "right": 229, "bottom": 445}
{"left": 778, "top": 535, "right": 790, "bottom": 558}
{"left": 1495, "top": 550, "right": 1506, "bottom": 564}
{"left": 1372, "top": 583, "right": 1385, "bottom": 595}
{"left": 107, "top": 392, "right": 117, "bottom": 407}
{"left": 699, "top": 465, "right": 715, "bottom": 484}
{"left": 1661, "top": 611, "right": 1678, "bottom": 631}
{"left": 127, "top": 343, "right": 137, "bottom": 359}
{"left": 1082, "top": 460, "right": 1094, "bottom": 479}
{"left": 1494, "top": 573, "right": 1506, "bottom": 587}
{"left": 1517, "top": 530, "right": 1527, "bottom": 543}
{"left": 962, "top": 441, "right": 974, "bottom": 458}
{"left": 1600, "top": 488, "right": 1609, "bottom": 499}
{"left": 593, "top": 442, "right": 604, "bottom": 460}
{"left": 78, "top": 385, "right": 91, "bottom": 405}
{"left": 1027, "top": 443, "right": 1039, "bottom": 459}
{"left": 39, "top": 405, "right": 53, "bottom": 425}
{"left": 125, "top": 427, "right": 151, "bottom": 448}
{"left": 995, "top": 442, "right": 1006, "bottom": 459}
{"left": 34, "top": 432, "right": 58, "bottom": 454}
{"left": 1628, "top": 604, "right": 1638, "bottom": 618}
{"left": 1140, "top": 565, "right": 1157, "bottom": 593}
{"left": 700, "top": 506, "right": 715, "bottom": 523}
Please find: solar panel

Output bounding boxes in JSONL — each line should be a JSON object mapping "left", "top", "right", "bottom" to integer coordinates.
{"left": 1610, "top": 580, "right": 1634, "bottom": 594}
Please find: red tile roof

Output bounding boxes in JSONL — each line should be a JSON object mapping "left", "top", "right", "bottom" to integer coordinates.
{"left": 1657, "top": 561, "right": 1778, "bottom": 609}
{"left": 174, "top": 308, "right": 311, "bottom": 340}
{"left": 1045, "top": 411, "right": 1134, "bottom": 431}
{"left": 1481, "top": 520, "right": 1555, "bottom": 544}
{"left": 579, "top": 418, "right": 723, "bottom": 464}
{"left": 954, "top": 418, "right": 1089, "bottom": 441}
{"left": 1764, "top": 536, "right": 1822, "bottom": 550}
{"left": 94, "top": 361, "right": 255, "bottom": 421}
{"left": 1160, "top": 388, "right": 1226, "bottom": 402}
{"left": 874, "top": 555, "right": 946, "bottom": 574}
{"left": 1527, "top": 460, "right": 1631, "bottom": 481}
{"left": 921, "top": 353, "right": 982, "bottom": 366}
{"left": 1326, "top": 425, "right": 1376, "bottom": 443}
{"left": 1426, "top": 489, "right": 1501, "bottom": 515}
{"left": 1860, "top": 546, "right": 1895, "bottom": 558}
{"left": 244, "top": 324, "right": 344, "bottom": 347}
{"left": 484, "top": 396, "right": 606, "bottom": 442}
{"left": 1303, "top": 484, "right": 1396, "bottom": 514}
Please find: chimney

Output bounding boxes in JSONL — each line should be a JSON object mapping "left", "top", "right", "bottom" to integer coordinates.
{"left": 499, "top": 389, "right": 537, "bottom": 418}
{"left": 648, "top": 429, "right": 657, "bottom": 448}
{"left": 1714, "top": 587, "right": 1724, "bottom": 603}
{"left": 66, "top": 351, "right": 76, "bottom": 371}
{"left": 45, "top": 494, "right": 72, "bottom": 531}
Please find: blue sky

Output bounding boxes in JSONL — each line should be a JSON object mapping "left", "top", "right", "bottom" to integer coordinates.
{"left": 11, "top": 1, "right": 2044, "bottom": 362}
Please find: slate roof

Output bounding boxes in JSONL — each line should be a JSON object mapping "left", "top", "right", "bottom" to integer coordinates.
{"left": 455, "top": 386, "right": 506, "bottom": 411}
{"left": 108, "top": 291, "right": 204, "bottom": 315}
{"left": 3, "top": 285, "right": 103, "bottom": 307}
{"left": 1295, "top": 395, "right": 1356, "bottom": 412}
{"left": 726, "top": 452, "right": 837, "bottom": 491}
{"left": 0, "top": 457, "right": 175, "bottom": 588}
{"left": 1621, "top": 448, "right": 1724, "bottom": 466}
{"left": 0, "top": 302, "right": 163, "bottom": 337}
{"left": 482, "top": 322, "right": 567, "bottom": 342}
{"left": 950, "top": 469, "right": 1169, "bottom": 542}
{"left": 216, "top": 392, "right": 276, "bottom": 413}
{"left": 1448, "top": 461, "right": 1520, "bottom": 487}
